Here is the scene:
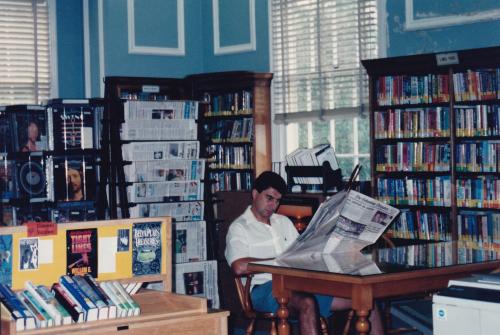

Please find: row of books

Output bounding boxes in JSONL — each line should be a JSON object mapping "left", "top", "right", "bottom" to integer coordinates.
{"left": 374, "top": 107, "right": 450, "bottom": 139}
{"left": 390, "top": 209, "right": 451, "bottom": 241}
{"left": 123, "top": 100, "right": 199, "bottom": 120}
{"left": 376, "top": 176, "right": 452, "bottom": 207}
{"left": 375, "top": 142, "right": 450, "bottom": 172}
{"left": 376, "top": 73, "right": 450, "bottom": 106}
{"left": 456, "top": 141, "right": 500, "bottom": 172}
{"left": 0, "top": 101, "right": 102, "bottom": 154}
{"left": 457, "top": 211, "right": 500, "bottom": 245}
{"left": 204, "top": 118, "right": 254, "bottom": 143}
{"left": 120, "top": 90, "right": 169, "bottom": 101}
{"left": 2, "top": 201, "right": 96, "bottom": 226}
{"left": 208, "top": 171, "right": 253, "bottom": 192}
{"left": 456, "top": 177, "right": 500, "bottom": 208}
{"left": 207, "top": 144, "right": 252, "bottom": 169}
{"left": 377, "top": 242, "right": 454, "bottom": 268}
{"left": 457, "top": 242, "right": 500, "bottom": 263}
{"left": 1, "top": 154, "right": 98, "bottom": 204}
{"left": 204, "top": 90, "right": 253, "bottom": 116}
{"left": 0, "top": 274, "right": 140, "bottom": 331}
{"left": 455, "top": 105, "right": 500, "bottom": 137}
{"left": 453, "top": 69, "right": 499, "bottom": 102}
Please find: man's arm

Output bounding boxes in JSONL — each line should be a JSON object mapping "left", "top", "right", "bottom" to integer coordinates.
{"left": 231, "top": 257, "right": 273, "bottom": 277}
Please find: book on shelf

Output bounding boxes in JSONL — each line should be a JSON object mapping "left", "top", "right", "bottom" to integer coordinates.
{"left": 73, "top": 275, "right": 110, "bottom": 320}
{"left": 132, "top": 221, "right": 162, "bottom": 277}
{"left": 82, "top": 273, "right": 118, "bottom": 319}
{"left": 51, "top": 282, "right": 84, "bottom": 323}
{"left": 111, "top": 280, "right": 140, "bottom": 316}
{"left": 99, "top": 281, "right": 132, "bottom": 317}
{"left": 0, "top": 283, "right": 36, "bottom": 331}
{"left": 59, "top": 275, "right": 99, "bottom": 322}
{"left": 35, "top": 284, "right": 73, "bottom": 325}
{"left": 17, "top": 290, "right": 50, "bottom": 328}
{"left": 24, "top": 281, "right": 62, "bottom": 326}
{"left": 7, "top": 104, "right": 51, "bottom": 153}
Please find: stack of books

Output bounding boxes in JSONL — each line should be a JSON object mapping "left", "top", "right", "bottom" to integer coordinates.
{"left": 0, "top": 274, "right": 141, "bottom": 331}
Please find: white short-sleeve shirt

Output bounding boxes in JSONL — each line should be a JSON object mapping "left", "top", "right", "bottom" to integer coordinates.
{"left": 225, "top": 206, "right": 299, "bottom": 286}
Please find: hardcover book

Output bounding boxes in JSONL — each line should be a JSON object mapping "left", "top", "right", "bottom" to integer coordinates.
{"left": 132, "top": 221, "right": 162, "bottom": 276}
{"left": 51, "top": 201, "right": 97, "bottom": 223}
{"left": 66, "top": 228, "right": 98, "bottom": 277}
{"left": 0, "top": 234, "right": 13, "bottom": 286}
{"left": 50, "top": 103, "right": 96, "bottom": 150}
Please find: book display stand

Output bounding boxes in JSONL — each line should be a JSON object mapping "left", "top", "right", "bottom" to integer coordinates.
{"left": 0, "top": 217, "right": 228, "bottom": 334}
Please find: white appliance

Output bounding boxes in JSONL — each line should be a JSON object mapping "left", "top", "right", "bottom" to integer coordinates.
{"left": 433, "top": 274, "right": 500, "bottom": 335}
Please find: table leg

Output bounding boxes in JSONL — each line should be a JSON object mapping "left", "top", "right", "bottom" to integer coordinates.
{"left": 354, "top": 309, "right": 370, "bottom": 335}
{"left": 276, "top": 295, "right": 290, "bottom": 335}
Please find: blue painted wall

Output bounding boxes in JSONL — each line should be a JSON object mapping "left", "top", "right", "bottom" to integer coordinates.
{"left": 386, "top": 0, "right": 500, "bottom": 57}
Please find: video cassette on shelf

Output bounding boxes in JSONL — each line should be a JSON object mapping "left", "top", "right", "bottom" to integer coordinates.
{"left": 124, "top": 159, "right": 205, "bottom": 183}
{"left": 174, "top": 220, "right": 207, "bottom": 263}
{"left": 129, "top": 201, "right": 204, "bottom": 221}
{"left": 123, "top": 100, "right": 199, "bottom": 120}
{"left": 14, "top": 155, "right": 51, "bottom": 202}
{"left": 48, "top": 99, "right": 102, "bottom": 151}
{"left": 122, "top": 141, "right": 200, "bottom": 161}
{"left": 7, "top": 104, "right": 51, "bottom": 153}
{"left": 14, "top": 204, "right": 51, "bottom": 226}
{"left": 0, "top": 108, "right": 14, "bottom": 153}
{"left": 52, "top": 200, "right": 97, "bottom": 223}
{"left": 120, "top": 119, "right": 197, "bottom": 141}
{"left": 128, "top": 180, "right": 204, "bottom": 203}
{"left": 0, "top": 155, "right": 16, "bottom": 202}
{"left": 53, "top": 155, "right": 97, "bottom": 202}
{"left": 174, "top": 260, "right": 219, "bottom": 308}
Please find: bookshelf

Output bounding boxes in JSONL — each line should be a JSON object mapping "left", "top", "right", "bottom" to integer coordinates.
{"left": 362, "top": 46, "right": 500, "bottom": 245}
{"left": 186, "top": 71, "right": 273, "bottom": 192}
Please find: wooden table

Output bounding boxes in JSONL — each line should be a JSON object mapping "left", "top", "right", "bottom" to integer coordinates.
{"left": 248, "top": 246, "right": 500, "bottom": 335}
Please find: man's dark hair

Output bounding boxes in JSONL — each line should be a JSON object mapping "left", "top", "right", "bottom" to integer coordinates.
{"left": 252, "top": 171, "right": 287, "bottom": 195}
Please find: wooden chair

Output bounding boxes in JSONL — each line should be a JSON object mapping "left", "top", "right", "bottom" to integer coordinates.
{"left": 234, "top": 273, "right": 352, "bottom": 335}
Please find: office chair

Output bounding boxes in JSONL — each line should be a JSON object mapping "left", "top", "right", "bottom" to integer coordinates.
{"left": 233, "top": 273, "right": 351, "bottom": 335}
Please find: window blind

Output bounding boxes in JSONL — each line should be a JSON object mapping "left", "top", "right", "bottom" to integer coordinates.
{"left": 271, "top": 0, "right": 379, "bottom": 124}
{"left": 0, "top": 0, "right": 51, "bottom": 105}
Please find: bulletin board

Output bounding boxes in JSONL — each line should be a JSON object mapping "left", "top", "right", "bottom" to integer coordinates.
{"left": 0, "top": 217, "right": 172, "bottom": 291}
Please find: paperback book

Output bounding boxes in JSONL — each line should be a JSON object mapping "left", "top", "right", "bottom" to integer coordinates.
{"left": 132, "top": 221, "right": 162, "bottom": 276}
{"left": 8, "top": 105, "right": 51, "bottom": 152}
{"left": 50, "top": 102, "right": 97, "bottom": 150}
{"left": 66, "top": 228, "right": 98, "bottom": 277}
{"left": 53, "top": 155, "right": 97, "bottom": 202}
{"left": 0, "top": 234, "right": 12, "bottom": 286}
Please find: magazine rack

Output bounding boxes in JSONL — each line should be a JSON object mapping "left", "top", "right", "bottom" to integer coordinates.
{"left": 285, "top": 161, "right": 343, "bottom": 196}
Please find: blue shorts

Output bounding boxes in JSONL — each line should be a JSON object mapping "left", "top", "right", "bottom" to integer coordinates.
{"left": 250, "top": 281, "right": 333, "bottom": 318}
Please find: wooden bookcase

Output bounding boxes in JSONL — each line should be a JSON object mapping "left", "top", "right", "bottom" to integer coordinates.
{"left": 362, "top": 46, "right": 500, "bottom": 244}
{"left": 0, "top": 217, "right": 228, "bottom": 334}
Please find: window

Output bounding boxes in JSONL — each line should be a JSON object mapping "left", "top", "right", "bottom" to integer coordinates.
{"left": 0, "top": 0, "right": 53, "bottom": 105}
{"left": 271, "top": 0, "right": 379, "bottom": 180}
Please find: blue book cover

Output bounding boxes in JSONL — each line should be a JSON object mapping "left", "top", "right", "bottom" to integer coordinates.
{"left": 132, "top": 221, "right": 162, "bottom": 276}
{"left": 0, "top": 234, "right": 12, "bottom": 286}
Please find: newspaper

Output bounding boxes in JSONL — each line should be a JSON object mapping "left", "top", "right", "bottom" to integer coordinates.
{"left": 120, "top": 119, "right": 197, "bottom": 140}
{"left": 124, "top": 100, "right": 198, "bottom": 120}
{"left": 129, "top": 201, "right": 204, "bottom": 221}
{"left": 174, "top": 221, "right": 207, "bottom": 263}
{"left": 278, "top": 189, "right": 400, "bottom": 260}
{"left": 121, "top": 141, "right": 200, "bottom": 161}
{"left": 174, "top": 260, "right": 219, "bottom": 308}
{"left": 124, "top": 159, "right": 205, "bottom": 183}
{"left": 127, "top": 180, "right": 204, "bottom": 203}
{"left": 277, "top": 251, "right": 382, "bottom": 276}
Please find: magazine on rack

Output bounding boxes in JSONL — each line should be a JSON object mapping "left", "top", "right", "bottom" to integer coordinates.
{"left": 277, "top": 189, "right": 400, "bottom": 262}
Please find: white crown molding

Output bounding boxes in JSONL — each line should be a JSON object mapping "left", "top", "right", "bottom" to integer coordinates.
{"left": 213, "top": 0, "right": 256, "bottom": 55}
{"left": 127, "top": 0, "right": 185, "bottom": 56}
{"left": 405, "top": 0, "right": 500, "bottom": 31}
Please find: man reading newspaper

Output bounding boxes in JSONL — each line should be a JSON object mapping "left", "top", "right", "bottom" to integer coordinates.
{"left": 225, "top": 171, "right": 389, "bottom": 335}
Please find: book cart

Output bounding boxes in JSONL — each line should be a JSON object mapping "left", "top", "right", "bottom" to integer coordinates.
{"left": 362, "top": 46, "right": 500, "bottom": 249}
{"left": 0, "top": 217, "right": 229, "bottom": 335}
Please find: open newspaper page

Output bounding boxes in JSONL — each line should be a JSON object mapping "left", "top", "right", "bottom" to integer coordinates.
{"left": 277, "top": 190, "right": 399, "bottom": 260}
{"left": 277, "top": 251, "right": 382, "bottom": 276}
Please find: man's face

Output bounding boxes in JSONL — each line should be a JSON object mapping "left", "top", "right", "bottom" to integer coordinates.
{"left": 67, "top": 168, "right": 82, "bottom": 192}
{"left": 251, "top": 187, "right": 282, "bottom": 223}
{"left": 27, "top": 122, "right": 39, "bottom": 141}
